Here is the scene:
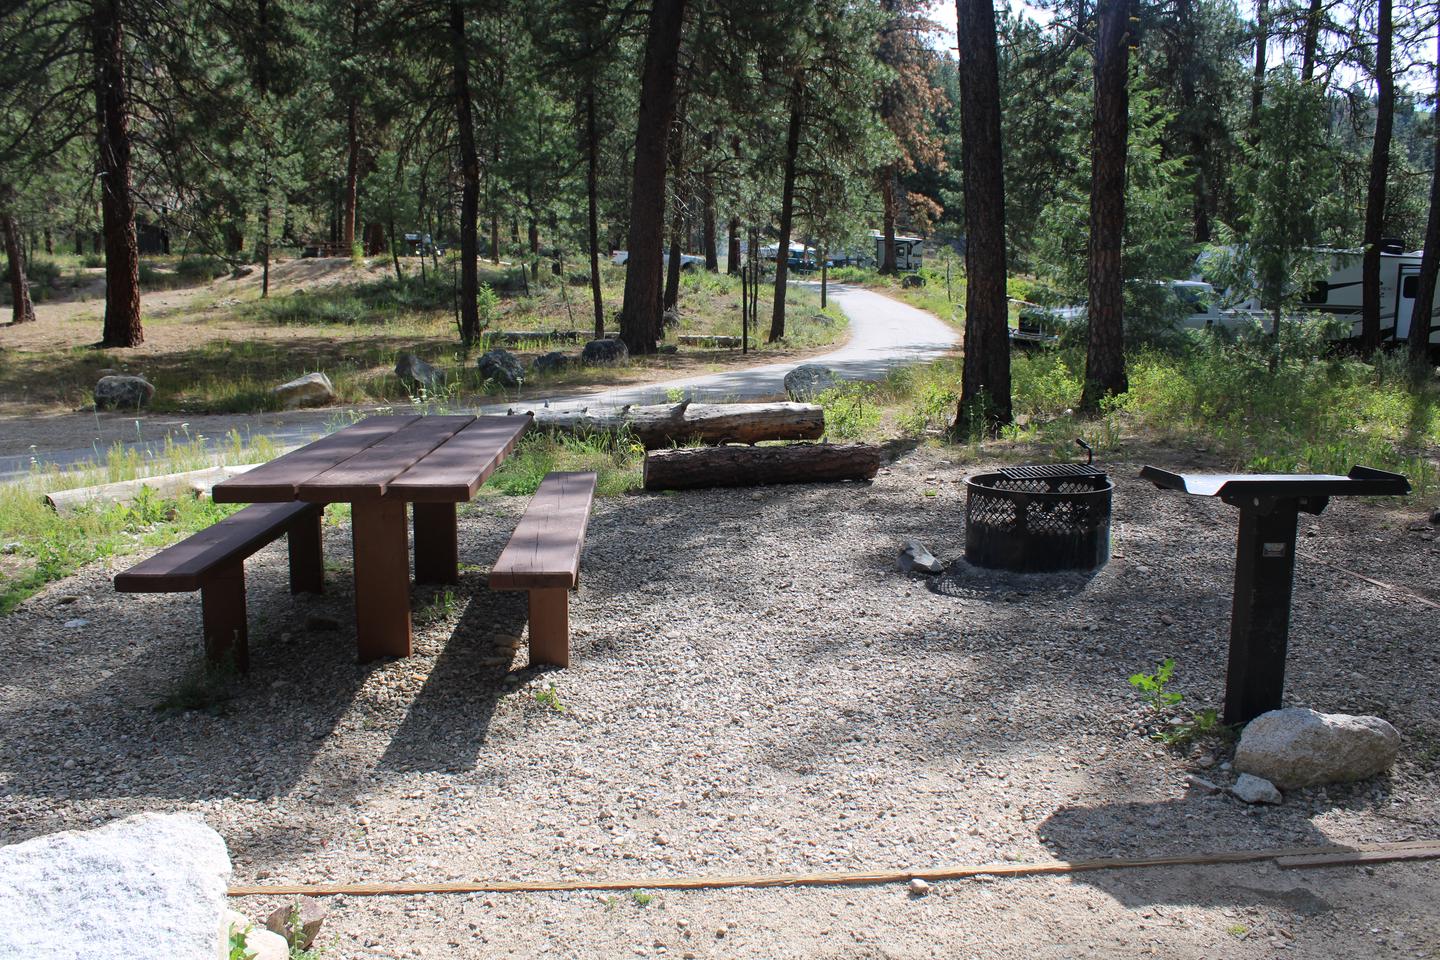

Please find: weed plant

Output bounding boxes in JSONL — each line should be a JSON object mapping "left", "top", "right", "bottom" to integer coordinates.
{"left": 487, "top": 431, "right": 643, "bottom": 497}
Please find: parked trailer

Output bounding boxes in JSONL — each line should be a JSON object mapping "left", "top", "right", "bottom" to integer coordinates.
{"left": 1298, "top": 248, "right": 1438, "bottom": 346}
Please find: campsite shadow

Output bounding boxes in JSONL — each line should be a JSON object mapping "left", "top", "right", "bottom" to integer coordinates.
{"left": 375, "top": 585, "right": 526, "bottom": 774}
{"left": 1037, "top": 797, "right": 1340, "bottom": 912}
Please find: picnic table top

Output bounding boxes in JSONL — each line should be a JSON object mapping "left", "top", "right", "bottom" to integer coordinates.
{"left": 213, "top": 414, "right": 532, "bottom": 505}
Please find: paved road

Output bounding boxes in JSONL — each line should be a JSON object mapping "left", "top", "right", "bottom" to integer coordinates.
{"left": 0, "top": 284, "right": 957, "bottom": 481}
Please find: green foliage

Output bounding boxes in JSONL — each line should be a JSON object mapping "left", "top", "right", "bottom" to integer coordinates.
{"left": 415, "top": 588, "right": 460, "bottom": 626}
{"left": 487, "top": 432, "right": 642, "bottom": 498}
{"left": 533, "top": 683, "right": 566, "bottom": 713}
{"left": 228, "top": 927, "right": 256, "bottom": 960}
{"left": 628, "top": 890, "right": 654, "bottom": 907}
{"left": 817, "top": 382, "right": 881, "bottom": 440}
{"left": 1128, "top": 659, "right": 1231, "bottom": 746}
{"left": 1128, "top": 658, "right": 1182, "bottom": 711}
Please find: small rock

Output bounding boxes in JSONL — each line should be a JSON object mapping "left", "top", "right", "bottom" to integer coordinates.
{"left": 55, "top": 595, "right": 79, "bottom": 604}
{"left": 477, "top": 349, "right": 525, "bottom": 388}
{"left": 265, "top": 895, "right": 327, "bottom": 949}
{"left": 237, "top": 925, "right": 288, "bottom": 960}
{"left": 230, "top": 265, "right": 255, "bottom": 279}
{"left": 901, "top": 274, "right": 926, "bottom": 288}
{"left": 1232, "top": 773, "right": 1283, "bottom": 805}
{"left": 783, "top": 363, "right": 840, "bottom": 401}
{"left": 897, "top": 540, "right": 945, "bottom": 575}
{"left": 662, "top": 307, "right": 680, "bottom": 330}
{"left": 395, "top": 353, "right": 446, "bottom": 393}
{"left": 63, "top": 619, "right": 88, "bottom": 629}
{"left": 581, "top": 338, "right": 630, "bottom": 366}
{"left": 272, "top": 372, "right": 336, "bottom": 410}
{"left": 2, "top": 542, "right": 22, "bottom": 554}
{"left": 94, "top": 375, "right": 155, "bottom": 410}
{"left": 1185, "top": 774, "right": 1220, "bottom": 795}
{"left": 750, "top": 491, "right": 764, "bottom": 502}
{"left": 1233, "top": 708, "right": 1401, "bottom": 790}
{"left": 1429, "top": 507, "right": 1440, "bottom": 525}
{"left": 530, "top": 351, "right": 572, "bottom": 375}
{"left": 908, "top": 878, "right": 932, "bottom": 896}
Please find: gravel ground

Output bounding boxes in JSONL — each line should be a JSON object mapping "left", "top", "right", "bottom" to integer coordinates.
{"left": 1, "top": 443, "right": 1438, "bottom": 958}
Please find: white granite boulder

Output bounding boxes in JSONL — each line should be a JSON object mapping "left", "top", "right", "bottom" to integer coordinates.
{"left": 272, "top": 371, "right": 336, "bottom": 409}
{"left": 0, "top": 812, "right": 231, "bottom": 960}
{"left": 784, "top": 364, "right": 840, "bottom": 401}
{"left": 95, "top": 374, "right": 155, "bottom": 410}
{"left": 1234, "top": 708, "right": 1400, "bottom": 790}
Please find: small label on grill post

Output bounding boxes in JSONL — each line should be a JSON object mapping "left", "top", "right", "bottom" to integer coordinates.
{"left": 1263, "top": 542, "right": 1287, "bottom": 558}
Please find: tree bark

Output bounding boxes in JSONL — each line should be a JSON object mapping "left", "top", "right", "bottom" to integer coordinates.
{"left": 584, "top": 84, "right": 604, "bottom": 339}
{"left": 1248, "top": 0, "right": 1269, "bottom": 141}
{"left": 953, "top": 0, "right": 1012, "bottom": 435}
{"left": 92, "top": 0, "right": 142, "bottom": 347}
{"left": 1176, "top": 0, "right": 1210, "bottom": 242}
{"left": 1300, "top": 0, "right": 1323, "bottom": 83}
{"left": 769, "top": 77, "right": 804, "bottom": 343}
{"left": 515, "top": 400, "right": 824, "bottom": 449}
{"left": 701, "top": 170, "right": 718, "bottom": 271}
{"left": 1407, "top": 26, "right": 1440, "bottom": 364}
{"left": 450, "top": 0, "right": 480, "bottom": 345}
{"left": 879, "top": 169, "right": 898, "bottom": 274}
{"left": 1082, "top": 0, "right": 1129, "bottom": 410}
{"left": 643, "top": 443, "right": 882, "bottom": 491}
{"left": 726, "top": 215, "right": 740, "bottom": 275}
{"left": 1360, "top": 0, "right": 1393, "bottom": 354}
{"left": 2, "top": 210, "right": 37, "bottom": 324}
{"left": 618, "top": 0, "right": 687, "bottom": 355}
{"left": 343, "top": 100, "right": 359, "bottom": 251}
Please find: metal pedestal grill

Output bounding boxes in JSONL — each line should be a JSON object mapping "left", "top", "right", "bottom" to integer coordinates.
{"left": 964, "top": 443, "right": 1113, "bottom": 573}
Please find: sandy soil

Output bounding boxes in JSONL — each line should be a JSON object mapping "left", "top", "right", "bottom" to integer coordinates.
{"left": 1, "top": 444, "right": 1436, "bottom": 957}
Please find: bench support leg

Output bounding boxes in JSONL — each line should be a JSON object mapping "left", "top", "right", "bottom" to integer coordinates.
{"left": 287, "top": 506, "right": 325, "bottom": 595}
{"left": 412, "top": 502, "right": 458, "bottom": 585}
{"left": 527, "top": 588, "right": 570, "bottom": 668}
{"left": 352, "top": 499, "right": 413, "bottom": 661}
{"left": 200, "top": 561, "right": 248, "bottom": 674}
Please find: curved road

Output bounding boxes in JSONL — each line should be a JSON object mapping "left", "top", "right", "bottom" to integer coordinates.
{"left": 0, "top": 284, "right": 958, "bottom": 481}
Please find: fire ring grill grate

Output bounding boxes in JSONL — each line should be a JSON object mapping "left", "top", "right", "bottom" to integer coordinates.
{"left": 964, "top": 466, "right": 1113, "bottom": 573}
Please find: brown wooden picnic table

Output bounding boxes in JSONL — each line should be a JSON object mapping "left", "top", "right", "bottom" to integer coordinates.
{"left": 212, "top": 414, "right": 531, "bottom": 661}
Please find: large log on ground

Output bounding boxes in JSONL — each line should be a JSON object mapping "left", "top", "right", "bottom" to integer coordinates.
{"left": 677, "top": 334, "right": 741, "bottom": 348}
{"left": 643, "top": 443, "right": 881, "bottom": 491}
{"left": 515, "top": 400, "right": 823, "bottom": 449}
{"left": 44, "top": 464, "right": 260, "bottom": 514}
{"left": 487, "top": 330, "right": 610, "bottom": 344}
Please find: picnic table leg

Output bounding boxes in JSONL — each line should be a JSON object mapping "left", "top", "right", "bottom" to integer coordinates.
{"left": 412, "top": 502, "right": 459, "bottom": 584}
{"left": 351, "top": 499, "right": 413, "bottom": 661}
{"left": 527, "top": 588, "right": 570, "bottom": 668}
{"left": 288, "top": 505, "right": 325, "bottom": 595}
{"left": 200, "top": 561, "right": 248, "bottom": 673}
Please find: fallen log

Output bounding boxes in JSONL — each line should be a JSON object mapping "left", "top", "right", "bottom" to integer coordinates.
{"left": 44, "top": 464, "right": 259, "bottom": 514}
{"left": 513, "top": 400, "right": 824, "bottom": 449}
{"left": 677, "top": 334, "right": 741, "bottom": 348}
{"left": 486, "top": 330, "right": 612, "bottom": 345}
{"left": 643, "top": 443, "right": 881, "bottom": 491}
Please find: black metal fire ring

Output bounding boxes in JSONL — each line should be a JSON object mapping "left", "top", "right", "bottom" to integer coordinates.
{"left": 964, "top": 470, "right": 1113, "bottom": 573}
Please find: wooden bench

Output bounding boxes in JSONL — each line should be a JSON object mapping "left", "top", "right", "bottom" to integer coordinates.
{"left": 488, "top": 471, "right": 597, "bottom": 668}
{"left": 114, "top": 501, "right": 324, "bottom": 672}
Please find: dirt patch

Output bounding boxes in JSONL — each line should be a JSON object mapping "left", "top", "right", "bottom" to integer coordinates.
{"left": 0, "top": 443, "right": 1435, "bottom": 956}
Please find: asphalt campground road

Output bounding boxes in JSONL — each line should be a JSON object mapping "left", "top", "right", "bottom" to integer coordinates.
{"left": 0, "top": 283, "right": 959, "bottom": 481}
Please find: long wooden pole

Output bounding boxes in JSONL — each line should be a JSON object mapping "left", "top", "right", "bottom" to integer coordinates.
{"left": 228, "top": 840, "right": 1440, "bottom": 897}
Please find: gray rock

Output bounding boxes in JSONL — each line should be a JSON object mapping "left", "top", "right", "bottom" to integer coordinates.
{"left": 0, "top": 812, "right": 230, "bottom": 960}
{"left": 265, "top": 895, "right": 327, "bottom": 949}
{"left": 897, "top": 540, "right": 945, "bottom": 575}
{"left": 908, "top": 878, "right": 932, "bottom": 896}
{"left": 582, "top": 338, "right": 630, "bottom": 366}
{"left": 1233, "top": 708, "right": 1400, "bottom": 790}
{"left": 272, "top": 372, "right": 336, "bottom": 409}
{"left": 901, "top": 274, "right": 926, "bottom": 288}
{"left": 810, "top": 312, "right": 836, "bottom": 327}
{"left": 94, "top": 374, "right": 155, "bottom": 410}
{"left": 477, "top": 349, "right": 525, "bottom": 388}
{"left": 784, "top": 363, "right": 840, "bottom": 401}
{"left": 230, "top": 265, "right": 255, "bottom": 279}
{"left": 1231, "top": 772, "right": 1283, "bottom": 804}
{"left": 395, "top": 353, "right": 446, "bottom": 392}
{"left": 662, "top": 308, "right": 681, "bottom": 330}
{"left": 1185, "top": 774, "right": 1221, "bottom": 795}
{"left": 531, "top": 351, "right": 572, "bottom": 375}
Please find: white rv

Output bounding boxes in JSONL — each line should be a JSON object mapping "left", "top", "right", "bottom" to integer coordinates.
{"left": 1298, "top": 248, "right": 1437, "bottom": 346}
{"left": 870, "top": 231, "right": 924, "bottom": 271}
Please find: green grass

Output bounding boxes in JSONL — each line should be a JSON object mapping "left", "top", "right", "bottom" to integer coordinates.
{"left": 0, "top": 432, "right": 279, "bottom": 614}
{"left": 486, "top": 431, "right": 643, "bottom": 498}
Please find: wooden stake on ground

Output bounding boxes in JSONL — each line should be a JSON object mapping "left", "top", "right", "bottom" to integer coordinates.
{"left": 226, "top": 839, "right": 1440, "bottom": 898}
{"left": 518, "top": 400, "right": 824, "bottom": 450}
{"left": 643, "top": 442, "right": 881, "bottom": 491}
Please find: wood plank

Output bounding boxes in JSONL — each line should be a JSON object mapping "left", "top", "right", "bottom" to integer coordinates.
{"left": 387, "top": 415, "right": 532, "bottom": 502}
{"left": 213, "top": 417, "right": 418, "bottom": 503}
{"left": 489, "top": 471, "right": 597, "bottom": 590}
{"left": 114, "top": 502, "right": 317, "bottom": 593}
{"left": 297, "top": 416, "right": 473, "bottom": 503}
{"left": 1277, "top": 841, "right": 1440, "bottom": 870}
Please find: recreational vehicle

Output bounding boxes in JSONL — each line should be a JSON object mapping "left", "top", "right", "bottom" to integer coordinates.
{"left": 1297, "top": 247, "right": 1438, "bottom": 347}
{"left": 870, "top": 231, "right": 924, "bottom": 271}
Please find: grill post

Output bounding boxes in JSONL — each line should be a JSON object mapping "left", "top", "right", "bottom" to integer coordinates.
{"left": 1224, "top": 498, "right": 1302, "bottom": 725}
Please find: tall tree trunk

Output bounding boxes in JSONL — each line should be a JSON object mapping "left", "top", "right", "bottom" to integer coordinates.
{"left": 953, "top": 0, "right": 1012, "bottom": 435}
{"left": 878, "top": 169, "right": 898, "bottom": 274}
{"left": 1082, "top": 0, "right": 1129, "bottom": 410}
{"left": 1361, "top": 0, "right": 1393, "bottom": 354}
{"left": 92, "top": 0, "right": 142, "bottom": 348}
{"left": 2, "top": 210, "right": 36, "bottom": 324}
{"left": 701, "top": 170, "right": 718, "bottom": 271}
{"left": 726, "top": 216, "right": 740, "bottom": 275}
{"left": 1248, "top": 0, "right": 1269, "bottom": 141}
{"left": 342, "top": 100, "right": 359, "bottom": 251}
{"left": 1407, "top": 26, "right": 1440, "bottom": 364}
{"left": 450, "top": 0, "right": 480, "bottom": 345}
{"left": 43, "top": 228, "right": 52, "bottom": 256}
{"left": 1176, "top": 0, "right": 1210, "bottom": 242}
{"left": 1300, "top": 0, "right": 1322, "bottom": 83}
{"left": 769, "top": 78, "right": 804, "bottom": 343}
{"left": 528, "top": 214, "right": 539, "bottom": 283}
{"left": 584, "top": 84, "right": 605, "bottom": 339}
{"left": 663, "top": 95, "right": 688, "bottom": 311}
{"left": 618, "top": 0, "right": 687, "bottom": 356}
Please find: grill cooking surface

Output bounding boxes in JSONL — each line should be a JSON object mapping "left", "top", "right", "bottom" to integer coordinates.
{"left": 998, "top": 463, "right": 1107, "bottom": 482}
